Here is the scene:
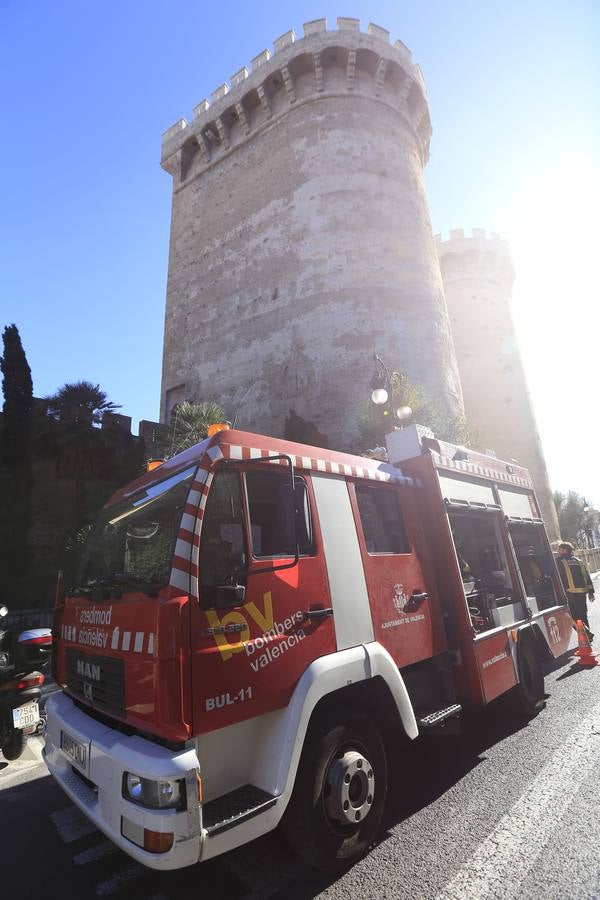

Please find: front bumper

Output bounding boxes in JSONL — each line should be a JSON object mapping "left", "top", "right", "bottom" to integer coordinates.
{"left": 44, "top": 692, "right": 201, "bottom": 870}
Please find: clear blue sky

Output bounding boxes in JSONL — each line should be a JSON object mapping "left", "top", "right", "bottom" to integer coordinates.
{"left": 1, "top": 1, "right": 599, "bottom": 499}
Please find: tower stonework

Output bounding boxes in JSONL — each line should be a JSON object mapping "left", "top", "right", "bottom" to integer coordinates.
{"left": 160, "top": 18, "right": 463, "bottom": 447}
{"left": 436, "top": 229, "right": 559, "bottom": 540}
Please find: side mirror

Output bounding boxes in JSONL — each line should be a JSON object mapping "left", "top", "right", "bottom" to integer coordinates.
{"left": 0, "top": 606, "right": 8, "bottom": 618}
{"left": 215, "top": 584, "right": 246, "bottom": 610}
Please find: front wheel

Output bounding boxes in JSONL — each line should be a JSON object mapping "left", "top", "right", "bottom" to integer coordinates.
{"left": 2, "top": 727, "right": 26, "bottom": 761}
{"left": 510, "top": 639, "right": 545, "bottom": 718}
{"left": 282, "top": 713, "right": 387, "bottom": 873}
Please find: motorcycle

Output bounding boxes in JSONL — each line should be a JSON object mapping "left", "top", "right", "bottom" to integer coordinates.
{"left": 0, "top": 606, "right": 53, "bottom": 761}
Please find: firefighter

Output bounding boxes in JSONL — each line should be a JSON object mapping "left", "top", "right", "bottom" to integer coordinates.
{"left": 556, "top": 541, "right": 595, "bottom": 640}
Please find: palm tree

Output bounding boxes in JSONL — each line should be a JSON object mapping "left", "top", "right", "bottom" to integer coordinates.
{"left": 46, "top": 381, "right": 121, "bottom": 426}
{"left": 42, "top": 382, "right": 123, "bottom": 525}
{"left": 167, "top": 400, "right": 227, "bottom": 456}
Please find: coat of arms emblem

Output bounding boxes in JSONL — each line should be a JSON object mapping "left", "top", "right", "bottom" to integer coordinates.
{"left": 393, "top": 584, "right": 409, "bottom": 612}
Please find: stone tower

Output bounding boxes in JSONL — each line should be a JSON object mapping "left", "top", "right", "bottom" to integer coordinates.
{"left": 160, "top": 17, "right": 463, "bottom": 448}
{"left": 436, "top": 229, "right": 559, "bottom": 540}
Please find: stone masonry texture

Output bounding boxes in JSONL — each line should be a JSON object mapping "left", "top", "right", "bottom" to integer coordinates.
{"left": 436, "top": 229, "right": 560, "bottom": 541}
{"left": 160, "top": 19, "right": 463, "bottom": 449}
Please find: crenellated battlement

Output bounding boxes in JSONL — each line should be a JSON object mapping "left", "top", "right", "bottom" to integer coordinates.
{"left": 435, "top": 228, "right": 506, "bottom": 245}
{"left": 436, "top": 228, "right": 515, "bottom": 286}
{"left": 161, "top": 16, "right": 431, "bottom": 184}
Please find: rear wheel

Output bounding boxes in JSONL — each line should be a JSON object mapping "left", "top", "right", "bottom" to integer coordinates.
{"left": 2, "top": 728, "right": 26, "bottom": 761}
{"left": 510, "top": 639, "right": 545, "bottom": 717}
{"left": 282, "top": 713, "right": 387, "bottom": 873}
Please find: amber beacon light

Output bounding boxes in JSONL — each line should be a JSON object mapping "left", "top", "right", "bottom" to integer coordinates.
{"left": 207, "top": 422, "right": 230, "bottom": 436}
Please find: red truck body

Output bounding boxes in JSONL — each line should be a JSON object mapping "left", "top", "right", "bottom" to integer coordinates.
{"left": 45, "top": 425, "right": 572, "bottom": 872}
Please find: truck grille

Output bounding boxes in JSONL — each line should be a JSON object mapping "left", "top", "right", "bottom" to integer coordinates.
{"left": 66, "top": 649, "right": 125, "bottom": 718}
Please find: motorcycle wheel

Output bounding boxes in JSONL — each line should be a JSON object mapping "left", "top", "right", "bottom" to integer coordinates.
{"left": 2, "top": 728, "right": 26, "bottom": 760}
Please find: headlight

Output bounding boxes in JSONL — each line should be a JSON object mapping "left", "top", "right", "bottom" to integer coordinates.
{"left": 123, "top": 772, "right": 186, "bottom": 810}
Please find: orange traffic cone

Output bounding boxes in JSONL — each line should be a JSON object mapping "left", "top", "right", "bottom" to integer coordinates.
{"left": 574, "top": 619, "right": 598, "bottom": 667}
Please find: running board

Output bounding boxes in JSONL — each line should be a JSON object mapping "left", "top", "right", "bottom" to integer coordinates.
{"left": 203, "top": 785, "right": 277, "bottom": 836}
{"left": 418, "top": 703, "right": 462, "bottom": 730}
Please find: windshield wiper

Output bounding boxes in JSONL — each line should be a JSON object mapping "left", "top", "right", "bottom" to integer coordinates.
{"left": 70, "top": 575, "right": 160, "bottom": 598}
{"left": 97, "top": 574, "right": 160, "bottom": 596}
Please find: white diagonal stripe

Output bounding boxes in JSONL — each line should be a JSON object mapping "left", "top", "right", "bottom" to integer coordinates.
{"left": 437, "top": 699, "right": 600, "bottom": 900}
{"left": 186, "top": 488, "right": 203, "bottom": 506}
{"left": 180, "top": 512, "right": 196, "bottom": 533}
{"left": 175, "top": 537, "right": 193, "bottom": 560}
{"left": 134, "top": 632, "right": 144, "bottom": 653}
{"left": 74, "top": 839, "right": 118, "bottom": 866}
{"left": 170, "top": 567, "right": 189, "bottom": 591}
{"left": 121, "top": 631, "right": 131, "bottom": 652}
{"left": 95, "top": 862, "right": 145, "bottom": 897}
{"left": 207, "top": 445, "right": 223, "bottom": 461}
{"left": 50, "top": 807, "right": 97, "bottom": 844}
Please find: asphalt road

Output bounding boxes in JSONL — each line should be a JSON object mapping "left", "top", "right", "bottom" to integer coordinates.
{"left": 2, "top": 578, "right": 600, "bottom": 900}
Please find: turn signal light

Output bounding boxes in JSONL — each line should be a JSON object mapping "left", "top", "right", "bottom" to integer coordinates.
{"left": 207, "top": 422, "right": 230, "bottom": 436}
{"left": 143, "top": 829, "right": 174, "bottom": 853}
{"left": 147, "top": 459, "right": 164, "bottom": 472}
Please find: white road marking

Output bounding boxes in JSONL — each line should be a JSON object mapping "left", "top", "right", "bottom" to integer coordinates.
{"left": 437, "top": 695, "right": 600, "bottom": 899}
{"left": 27, "top": 735, "right": 45, "bottom": 763}
{"left": 73, "top": 839, "right": 119, "bottom": 866}
{"left": 50, "top": 806, "right": 97, "bottom": 843}
{"left": 95, "top": 861, "right": 145, "bottom": 897}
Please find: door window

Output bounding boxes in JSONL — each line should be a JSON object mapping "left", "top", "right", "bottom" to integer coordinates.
{"left": 199, "top": 470, "right": 246, "bottom": 607}
{"left": 509, "top": 522, "right": 558, "bottom": 611}
{"left": 245, "top": 470, "right": 314, "bottom": 558}
{"left": 355, "top": 484, "right": 410, "bottom": 554}
{"left": 449, "top": 511, "right": 524, "bottom": 633}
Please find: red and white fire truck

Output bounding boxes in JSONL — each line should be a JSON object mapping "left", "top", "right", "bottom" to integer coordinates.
{"left": 45, "top": 424, "right": 572, "bottom": 872}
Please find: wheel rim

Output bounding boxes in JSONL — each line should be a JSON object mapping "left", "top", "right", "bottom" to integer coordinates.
{"left": 324, "top": 749, "right": 375, "bottom": 826}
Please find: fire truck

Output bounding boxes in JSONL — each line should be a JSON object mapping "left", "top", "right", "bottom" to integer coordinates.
{"left": 45, "top": 424, "right": 572, "bottom": 873}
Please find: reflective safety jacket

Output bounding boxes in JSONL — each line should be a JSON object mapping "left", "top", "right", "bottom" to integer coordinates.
{"left": 557, "top": 555, "right": 594, "bottom": 595}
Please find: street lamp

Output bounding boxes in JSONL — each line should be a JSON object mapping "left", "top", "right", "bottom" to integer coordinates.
{"left": 369, "top": 355, "right": 412, "bottom": 428}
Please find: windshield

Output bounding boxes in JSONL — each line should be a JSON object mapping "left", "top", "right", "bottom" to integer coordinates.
{"left": 77, "top": 466, "right": 196, "bottom": 591}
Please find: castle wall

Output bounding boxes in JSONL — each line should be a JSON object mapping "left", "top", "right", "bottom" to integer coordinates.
{"left": 436, "top": 229, "right": 560, "bottom": 540}
{"left": 160, "top": 19, "right": 463, "bottom": 449}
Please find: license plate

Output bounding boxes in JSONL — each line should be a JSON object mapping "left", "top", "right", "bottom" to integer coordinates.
{"left": 12, "top": 701, "right": 39, "bottom": 731}
{"left": 61, "top": 729, "right": 88, "bottom": 772}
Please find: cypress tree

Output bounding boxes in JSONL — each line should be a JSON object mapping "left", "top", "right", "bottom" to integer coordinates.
{"left": 0, "top": 324, "right": 33, "bottom": 603}
{"left": 0, "top": 324, "right": 34, "bottom": 465}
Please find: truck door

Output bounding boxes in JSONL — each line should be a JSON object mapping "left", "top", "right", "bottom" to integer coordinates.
{"left": 347, "top": 480, "right": 444, "bottom": 667}
{"left": 189, "top": 464, "right": 335, "bottom": 733}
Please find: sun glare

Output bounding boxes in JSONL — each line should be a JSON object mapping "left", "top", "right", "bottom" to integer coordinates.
{"left": 509, "top": 162, "right": 600, "bottom": 501}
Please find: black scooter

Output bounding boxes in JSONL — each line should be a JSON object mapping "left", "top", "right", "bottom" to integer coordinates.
{"left": 0, "top": 606, "right": 53, "bottom": 761}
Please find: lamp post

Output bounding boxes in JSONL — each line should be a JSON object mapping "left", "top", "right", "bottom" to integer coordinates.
{"left": 369, "top": 354, "right": 413, "bottom": 430}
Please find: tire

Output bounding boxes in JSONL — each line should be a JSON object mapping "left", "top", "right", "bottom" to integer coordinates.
{"left": 510, "top": 639, "right": 545, "bottom": 718}
{"left": 2, "top": 728, "right": 26, "bottom": 761}
{"left": 282, "top": 713, "right": 388, "bottom": 873}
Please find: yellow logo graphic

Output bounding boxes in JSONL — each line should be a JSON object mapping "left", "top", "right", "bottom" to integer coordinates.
{"left": 205, "top": 592, "right": 274, "bottom": 661}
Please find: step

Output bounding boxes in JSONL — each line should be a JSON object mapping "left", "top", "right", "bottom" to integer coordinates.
{"left": 203, "top": 784, "right": 277, "bottom": 836}
{"left": 418, "top": 703, "right": 462, "bottom": 729}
